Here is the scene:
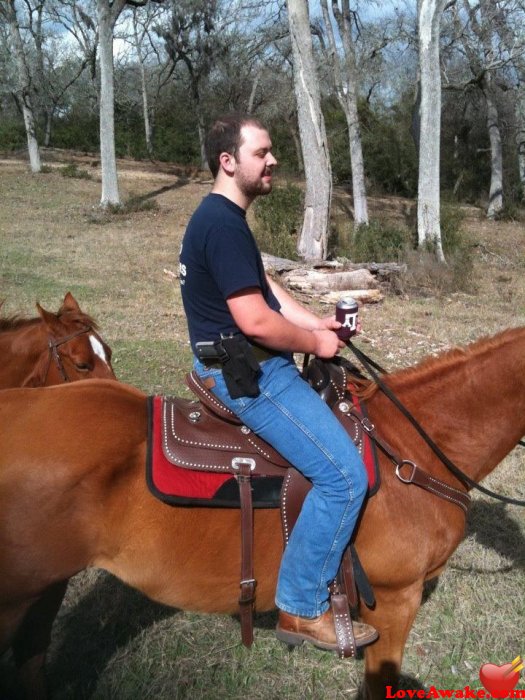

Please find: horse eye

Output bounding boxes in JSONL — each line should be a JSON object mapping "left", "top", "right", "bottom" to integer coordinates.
{"left": 75, "top": 363, "right": 91, "bottom": 372}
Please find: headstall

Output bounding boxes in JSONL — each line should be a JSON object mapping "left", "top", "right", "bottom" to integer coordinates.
{"left": 43, "top": 326, "right": 92, "bottom": 384}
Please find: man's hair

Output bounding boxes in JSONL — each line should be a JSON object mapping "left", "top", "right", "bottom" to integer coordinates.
{"left": 205, "top": 113, "right": 267, "bottom": 178}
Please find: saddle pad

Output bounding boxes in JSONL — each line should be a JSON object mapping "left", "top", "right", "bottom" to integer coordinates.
{"left": 146, "top": 392, "right": 380, "bottom": 507}
{"left": 146, "top": 396, "right": 284, "bottom": 508}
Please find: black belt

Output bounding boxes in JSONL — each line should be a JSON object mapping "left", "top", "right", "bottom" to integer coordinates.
{"left": 202, "top": 344, "right": 280, "bottom": 368}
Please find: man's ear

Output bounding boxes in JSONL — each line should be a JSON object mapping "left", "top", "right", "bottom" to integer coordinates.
{"left": 219, "top": 151, "right": 236, "bottom": 176}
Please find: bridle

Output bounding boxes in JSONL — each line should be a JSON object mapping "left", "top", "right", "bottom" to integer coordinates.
{"left": 345, "top": 341, "right": 525, "bottom": 508}
{"left": 42, "top": 326, "right": 93, "bottom": 384}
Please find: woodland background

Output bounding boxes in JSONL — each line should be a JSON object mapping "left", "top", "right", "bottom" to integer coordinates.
{"left": 1, "top": 0, "right": 525, "bottom": 220}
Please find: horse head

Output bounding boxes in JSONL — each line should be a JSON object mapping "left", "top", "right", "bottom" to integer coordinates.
{"left": 23, "top": 292, "right": 116, "bottom": 386}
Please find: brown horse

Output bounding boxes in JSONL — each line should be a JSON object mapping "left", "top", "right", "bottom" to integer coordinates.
{"left": 0, "top": 292, "right": 116, "bottom": 387}
{"left": 0, "top": 328, "right": 524, "bottom": 698}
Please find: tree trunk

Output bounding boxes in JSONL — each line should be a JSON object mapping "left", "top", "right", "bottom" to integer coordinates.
{"left": 3, "top": 1, "right": 41, "bottom": 173}
{"left": 287, "top": 0, "right": 332, "bottom": 260}
{"left": 344, "top": 99, "right": 369, "bottom": 226}
{"left": 321, "top": 0, "right": 369, "bottom": 227}
{"left": 290, "top": 123, "right": 304, "bottom": 174}
{"left": 247, "top": 70, "right": 260, "bottom": 114}
{"left": 133, "top": 15, "right": 154, "bottom": 157}
{"left": 98, "top": 0, "right": 124, "bottom": 208}
{"left": 417, "top": 0, "right": 446, "bottom": 262}
{"left": 44, "top": 109, "right": 53, "bottom": 148}
{"left": 197, "top": 113, "right": 208, "bottom": 171}
{"left": 517, "top": 81, "right": 525, "bottom": 201}
{"left": 484, "top": 76, "right": 504, "bottom": 218}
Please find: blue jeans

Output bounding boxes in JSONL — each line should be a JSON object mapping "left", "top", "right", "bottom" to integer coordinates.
{"left": 194, "top": 354, "right": 368, "bottom": 618}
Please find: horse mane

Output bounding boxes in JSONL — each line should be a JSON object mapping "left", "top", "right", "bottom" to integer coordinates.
{"left": 384, "top": 327, "right": 524, "bottom": 390}
{"left": 0, "top": 303, "right": 99, "bottom": 334}
{"left": 0, "top": 314, "right": 40, "bottom": 332}
{"left": 347, "top": 327, "right": 525, "bottom": 397}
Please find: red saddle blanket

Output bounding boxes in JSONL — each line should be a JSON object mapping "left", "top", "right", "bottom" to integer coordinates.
{"left": 146, "top": 394, "right": 379, "bottom": 508}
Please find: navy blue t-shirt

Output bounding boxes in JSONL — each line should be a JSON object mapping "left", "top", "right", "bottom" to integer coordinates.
{"left": 180, "top": 193, "right": 281, "bottom": 352}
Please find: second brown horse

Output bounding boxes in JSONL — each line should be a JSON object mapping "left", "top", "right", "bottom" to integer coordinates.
{"left": 0, "top": 292, "right": 115, "bottom": 388}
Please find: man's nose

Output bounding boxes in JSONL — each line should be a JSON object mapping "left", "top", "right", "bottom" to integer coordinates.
{"left": 267, "top": 152, "right": 278, "bottom": 167}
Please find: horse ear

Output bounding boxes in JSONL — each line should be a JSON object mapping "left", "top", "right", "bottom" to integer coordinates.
{"left": 61, "top": 292, "right": 81, "bottom": 313}
{"left": 36, "top": 303, "right": 60, "bottom": 332}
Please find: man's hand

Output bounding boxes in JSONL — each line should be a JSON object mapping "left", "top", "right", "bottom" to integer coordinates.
{"left": 312, "top": 329, "right": 344, "bottom": 358}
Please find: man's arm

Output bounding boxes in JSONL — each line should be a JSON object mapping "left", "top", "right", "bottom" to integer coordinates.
{"left": 226, "top": 286, "right": 343, "bottom": 359}
{"left": 265, "top": 274, "right": 341, "bottom": 332}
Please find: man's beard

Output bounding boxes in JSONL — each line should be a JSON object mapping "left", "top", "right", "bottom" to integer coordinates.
{"left": 236, "top": 169, "right": 273, "bottom": 199}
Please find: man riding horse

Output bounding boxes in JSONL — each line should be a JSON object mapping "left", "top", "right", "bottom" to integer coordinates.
{"left": 179, "top": 113, "right": 378, "bottom": 653}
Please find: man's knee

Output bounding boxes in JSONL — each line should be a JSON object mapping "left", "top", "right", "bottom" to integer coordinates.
{"left": 326, "top": 455, "right": 368, "bottom": 503}
{"left": 350, "top": 460, "right": 368, "bottom": 502}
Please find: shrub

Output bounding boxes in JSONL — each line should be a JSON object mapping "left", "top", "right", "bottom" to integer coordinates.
{"left": 348, "top": 220, "right": 412, "bottom": 263}
{"left": 252, "top": 183, "right": 303, "bottom": 260}
{"left": 491, "top": 201, "right": 525, "bottom": 223}
{"left": 341, "top": 204, "right": 475, "bottom": 296}
{"left": 398, "top": 205, "right": 476, "bottom": 296}
{"left": 440, "top": 203, "right": 465, "bottom": 254}
{"left": 112, "top": 196, "right": 159, "bottom": 214}
{"left": 0, "top": 119, "right": 26, "bottom": 151}
{"left": 398, "top": 246, "right": 476, "bottom": 296}
{"left": 60, "top": 163, "right": 92, "bottom": 180}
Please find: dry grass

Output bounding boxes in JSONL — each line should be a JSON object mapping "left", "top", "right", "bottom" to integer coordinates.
{"left": 0, "top": 153, "right": 524, "bottom": 699}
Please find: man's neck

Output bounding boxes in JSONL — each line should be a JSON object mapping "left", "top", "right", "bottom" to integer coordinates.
{"left": 211, "top": 177, "right": 253, "bottom": 211}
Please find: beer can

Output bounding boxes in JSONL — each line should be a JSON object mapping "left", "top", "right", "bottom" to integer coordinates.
{"left": 335, "top": 297, "right": 359, "bottom": 340}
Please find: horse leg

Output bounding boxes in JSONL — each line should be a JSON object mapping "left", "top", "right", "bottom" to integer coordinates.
{"left": 360, "top": 581, "right": 424, "bottom": 700}
{"left": 11, "top": 580, "right": 69, "bottom": 700}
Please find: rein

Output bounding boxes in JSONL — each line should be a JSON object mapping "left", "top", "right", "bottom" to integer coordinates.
{"left": 346, "top": 341, "right": 525, "bottom": 508}
{"left": 43, "top": 326, "right": 92, "bottom": 384}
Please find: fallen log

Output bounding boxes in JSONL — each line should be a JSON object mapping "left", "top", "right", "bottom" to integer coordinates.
{"left": 262, "top": 253, "right": 405, "bottom": 277}
{"left": 282, "top": 268, "right": 377, "bottom": 292}
{"left": 317, "top": 289, "right": 383, "bottom": 304}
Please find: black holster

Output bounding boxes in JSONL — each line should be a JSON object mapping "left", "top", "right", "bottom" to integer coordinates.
{"left": 220, "top": 335, "right": 261, "bottom": 399}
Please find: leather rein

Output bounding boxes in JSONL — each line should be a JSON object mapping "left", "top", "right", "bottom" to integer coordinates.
{"left": 42, "top": 326, "right": 92, "bottom": 384}
{"left": 345, "top": 341, "right": 525, "bottom": 508}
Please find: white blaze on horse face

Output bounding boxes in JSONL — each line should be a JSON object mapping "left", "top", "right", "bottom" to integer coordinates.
{"left": 89, "top": 334, "right": 109, "bottom": 366}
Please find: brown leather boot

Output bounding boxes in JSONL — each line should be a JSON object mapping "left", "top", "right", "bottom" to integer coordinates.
{"left": 276, "top": 609, "right": 378, "bottom": 652}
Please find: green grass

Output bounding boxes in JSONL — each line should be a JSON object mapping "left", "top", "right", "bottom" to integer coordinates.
{"left": 0, "top": 156, "right": 523, "bottom": 699}
{"left": 111, "top": 340, "right": 193, "bottom": 395}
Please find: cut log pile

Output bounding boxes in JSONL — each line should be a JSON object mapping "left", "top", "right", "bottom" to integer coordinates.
{"left": 262, "top": 253, "right": 405, "bottom": 305}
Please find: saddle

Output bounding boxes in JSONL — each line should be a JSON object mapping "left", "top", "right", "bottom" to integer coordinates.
{"left": 148, "top": 358, "right": 379, "bottom": 658}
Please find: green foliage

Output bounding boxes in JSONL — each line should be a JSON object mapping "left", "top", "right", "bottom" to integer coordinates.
{"left": 440, "top": 203, "right": 465, "bottom": 253}
{"left": 52, "top": 114, "right": 99, "bottom": 153}
{"left": 324, "top": 95, "right": 418, "bottom": 197}
{"left": 0, "top": 119, "right": 26, "bottom": 151}
{"left": 252, "top": 183, "right": 303, "bottom": 260}
{"left": 60, "top": 163, "right": 92, "bottom": 180}
{"left": 265, "top": 119, "right": 302, "bottom": 176}
{"left": 348, "top": 220, "right": 412, "bottom": 263}
{"left": 114, "top": 196, "right": 160, "bottom": 214}
{"left": 360, "top": 97, "right": 418, "bottom": 197}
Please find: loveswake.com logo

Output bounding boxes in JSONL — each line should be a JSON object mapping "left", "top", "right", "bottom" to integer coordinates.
{"left": 386, "top": 655, "right": 524, "bottom": 699}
